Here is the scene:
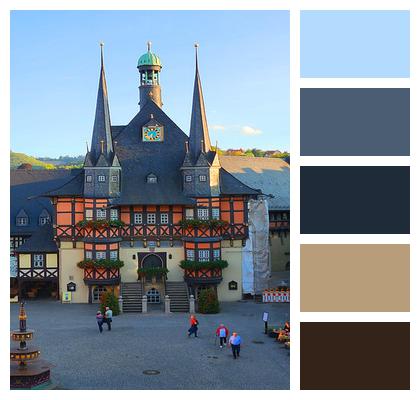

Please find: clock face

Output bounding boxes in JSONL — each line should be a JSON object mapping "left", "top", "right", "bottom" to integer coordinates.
{"left": 142, "top": 125, "right": 163, "bottom": 142}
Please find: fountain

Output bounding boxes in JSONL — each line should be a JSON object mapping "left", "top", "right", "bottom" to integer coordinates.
{"left": 10, "top": 302, "right": 52, "bottom": 389}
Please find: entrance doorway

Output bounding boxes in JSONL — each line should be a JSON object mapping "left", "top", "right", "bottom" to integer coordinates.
{"left": 19, "top": 280, "right": 58, "bottom": 300}
{"left": 139, "top": 253, "right": 165, "bottom": 283}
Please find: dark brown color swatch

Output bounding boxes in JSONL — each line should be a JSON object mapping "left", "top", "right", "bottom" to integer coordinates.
{"left": 300, "top": 322, "right": 410, "bottom": 390}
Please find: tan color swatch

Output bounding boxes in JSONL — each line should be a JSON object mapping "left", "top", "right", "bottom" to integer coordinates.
{"left": 301, "top": 244, "right": 410, "bottom": 312}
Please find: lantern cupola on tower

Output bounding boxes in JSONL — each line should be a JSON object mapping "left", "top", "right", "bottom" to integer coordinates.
{"left": 137, "top": 41, "right": 163, "bottom": 110}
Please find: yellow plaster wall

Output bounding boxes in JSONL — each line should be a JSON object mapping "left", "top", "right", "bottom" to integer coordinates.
{"left": 270, "top": 233, "right": 290, "bottom": 272}
{"left": 46, "top": 253, "right": 58, "bottom": 267}
{"left": 19, "top": 254, "right": 31, "bottom": 268}
{"left": 218, "top": 240, "right": 243, "bottom": 301}
{"left": 59, "top": 245, "right": 87, "bottom": 303}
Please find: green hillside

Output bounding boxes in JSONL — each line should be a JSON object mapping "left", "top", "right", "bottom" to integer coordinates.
{"left": 10, "top": 151, "right": 55, "bottom": 170}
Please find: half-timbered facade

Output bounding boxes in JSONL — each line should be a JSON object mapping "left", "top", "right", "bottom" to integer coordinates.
{"left": 17, "top": 43, "right": 268, "bottom": 304}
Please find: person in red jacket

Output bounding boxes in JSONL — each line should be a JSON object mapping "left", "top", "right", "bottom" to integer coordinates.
{"left": 216, "top": 323, "right": 229, "bottom": 348}
{"left": 188, "top": 315, "right": 199, "bottom": 337}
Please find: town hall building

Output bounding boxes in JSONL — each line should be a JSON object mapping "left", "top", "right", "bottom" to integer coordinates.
{"left": 12, "top": 43, "right": 289, "bottom": 310}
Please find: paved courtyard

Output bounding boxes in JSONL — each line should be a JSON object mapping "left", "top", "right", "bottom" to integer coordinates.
{"left": 10, "top": 300, "right": 289, "bottom": 390}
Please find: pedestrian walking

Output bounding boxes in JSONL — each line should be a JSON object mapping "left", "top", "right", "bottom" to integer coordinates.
{"left": 104, "top": 306, "right": 113, "bottom": 331}
{"left": 96, "top": 311, "right": 104, "bottom": 333}
{"left": 228, "top": 332, "right": 242, "bottom": 359}
{"left": 216, "top": 324, "right": 229, "bottom": 348}
{"left": 187, "top": 314, "right": 199, "bottom": 337}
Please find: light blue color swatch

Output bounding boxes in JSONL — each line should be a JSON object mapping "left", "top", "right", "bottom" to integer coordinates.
{"left": 300, "top": 10, "right": 410, "bottom": 77}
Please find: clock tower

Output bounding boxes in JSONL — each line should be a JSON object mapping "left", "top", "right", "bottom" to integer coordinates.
{"left": 137, "top": 41, "right": 163, "bottom": 110}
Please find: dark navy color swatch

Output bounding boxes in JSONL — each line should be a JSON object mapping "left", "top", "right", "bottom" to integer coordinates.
{"left": 300, "top": 88, "right": 410, "bottom": 156}
{"left": 300, "top": 166, "right": 410, "bottom": 234}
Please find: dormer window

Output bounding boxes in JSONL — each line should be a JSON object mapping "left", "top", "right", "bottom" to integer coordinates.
{"left": 16, "top": 217, "right": 28, "bottom": 226}
{"left": 39, "top": 209, "right": 50, "bottom": 225}
{"left": 147, "top": 173, "right": 158, "bottom": 184}
{"left": 16, "top": 209, "right": 29, "bottom": 226}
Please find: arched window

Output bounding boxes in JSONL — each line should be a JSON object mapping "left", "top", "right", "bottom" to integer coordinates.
{"left": 146, "top": 288, "right": 160, "bottom": 303}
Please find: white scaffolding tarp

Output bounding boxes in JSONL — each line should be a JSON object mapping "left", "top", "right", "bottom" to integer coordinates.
{"left": 242, "top": 199, "right": 271, "bottom": 294}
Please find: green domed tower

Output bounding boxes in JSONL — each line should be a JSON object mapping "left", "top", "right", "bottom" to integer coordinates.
{"left": 137, "top": 41, "right": 163, "bottom": 109}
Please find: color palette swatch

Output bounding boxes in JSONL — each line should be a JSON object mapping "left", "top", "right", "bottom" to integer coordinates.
{"left": 300, "top": 88, "right": 410, "bottom": 156}
{"left": 300, "top": 10, "right": 410, "bottom": 77}
{"left": 299, "top": 9, "right": 410, "bottom": 390}
{"left": 300, "top": 244, "right": 410, "bottom": 312}
{"left": 300, "top": 166, "right": 410, "bottom": 234}
{"left": 300, "top": 322, "right": 410, "bottom": 389}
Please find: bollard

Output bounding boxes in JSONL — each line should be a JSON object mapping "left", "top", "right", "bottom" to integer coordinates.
{"left": 165, "top": 295, "right": 171, "bottom": 313}
{"left": 118, "top": 295, "right": 123, "bottom": 314}
{"left": 142, "top": 295, "right": 148, "bottom": 313}
{"left": 189, "top": 295, "right": 195, "bottom": 313}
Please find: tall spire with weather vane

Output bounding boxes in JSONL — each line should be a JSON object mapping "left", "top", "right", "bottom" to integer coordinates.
{"left": 89, "top": 42, "right": 114, "bottom": 164}
{"left": 188, "top": 43, "right": 212, "bottom": 163}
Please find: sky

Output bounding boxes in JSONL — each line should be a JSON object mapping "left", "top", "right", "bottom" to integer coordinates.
{"left": 11, "top": 11, "right": 289, "bottom": 158}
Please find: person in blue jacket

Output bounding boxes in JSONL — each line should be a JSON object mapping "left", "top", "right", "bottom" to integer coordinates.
{"left": 228, "top": 332, "right": 242, "bottom": 359}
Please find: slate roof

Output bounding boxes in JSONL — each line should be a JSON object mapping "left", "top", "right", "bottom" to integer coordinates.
{"left": 220, "top": 156, "right": 290, "bottom": 210}
{"left": 111, "top": 100, "right": 195, "bottom": 205}
{"left": 15, "top": 223, "right": 58, "bottom": 253}
{"left": 10, "top": 169, "right": 77, "bottom": 235}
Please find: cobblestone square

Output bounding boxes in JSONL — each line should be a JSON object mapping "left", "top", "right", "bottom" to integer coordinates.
{"left": 10, "top": 301, "right": 290, "bottom": 390}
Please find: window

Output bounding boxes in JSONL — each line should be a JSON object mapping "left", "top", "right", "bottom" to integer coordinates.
{"left": 96, "top": 251, "right": 106, "bottom": 260}
{"left": 197, "top": 208, "right": 209, "bottom": 220}
{"left": 146, "top": 288, "right": 160, "bottom": 303}
{"left": 98, "top": 175, "right": 106, "bottom": 182}
{"left": 185, "top": 175, "right": 192, "bottom": 182}
{"left": 186, "top": 249, "right": 195, "bottom": 261}
{"left": 93, "top": 285, "right": 107, "bottom": 303}
{"left": 147, "top": 213, "right": 156, "bottom": 224}
{"left": 85, "top": 251, "right": 93, "bottom": 260}
{"left": 134, "top": 213, "right": 142, "bottom": 224}
{"left": 33, "top": 254, "right": 44, "bottom": 268}
{"left": 160, "top": 213, "right": 169, "bottom": 224}
{"left": 211, "top": 208, "right": 220, "bottom": 220}
{"left": 110, "top": 251, "right": 118, "bottom": 261}
{"left": 86, "top": 175, "right": 92, "bottom": 183}
{"left": 16, "top": 217, "right": 28, "bottom": 226}
{"left": 110, "top": 209, "right": 118, "bottom": 221}
{"left": 39, "top": 216, "right": 50, "bottom": 225}
{"left": 185, "top": 208, "right": 194, "bottom": 220}
{"left": 111, "top": 175, "right": 118, "bottom": 183}
{"left": 198, "top": 250, "right": 210, "bottom": 262}
{"left": 147, "top": 174, "right": 157, "bottom": 184}
{"left": 213, "top": 249, "right": 221, "bottom": 260}
{"left": 85, "top": 209, "right": 93, "bottom": 221}
{"left": 199, "top": 175, "right": 207, "bottom": 182}
{"left": 96, "top": 208, "right": 106, "bottom": 219}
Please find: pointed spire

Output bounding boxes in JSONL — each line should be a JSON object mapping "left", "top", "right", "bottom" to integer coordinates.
{"left": 188, "top": 43, "right": 211, "bottom": 163}
{"left": 89, "top": 42, "right": 113, "bottom": 165}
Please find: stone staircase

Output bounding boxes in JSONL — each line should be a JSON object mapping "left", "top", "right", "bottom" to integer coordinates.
{"left": 166, "top": 281, "right": 190, "bottom": 312}
{"left": 121, "top": 282, "right": 143, "bottom": 313}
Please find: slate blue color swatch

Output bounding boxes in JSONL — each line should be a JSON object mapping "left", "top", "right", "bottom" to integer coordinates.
{"left": 300, "top": 166, "right": 410, "bottom": 234}
{"left": 300, "top": 88, "right": 410, "bottom": 156}
{"left": 300, "top": 11, "right": 410, "bottom": 77}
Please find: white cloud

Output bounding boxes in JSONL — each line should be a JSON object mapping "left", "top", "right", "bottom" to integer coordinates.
{"left": 241, "top": 126, "right": 262, "bottom": 136}
{"left": 210, "top": 124, "right": 226, "bottom": 131}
